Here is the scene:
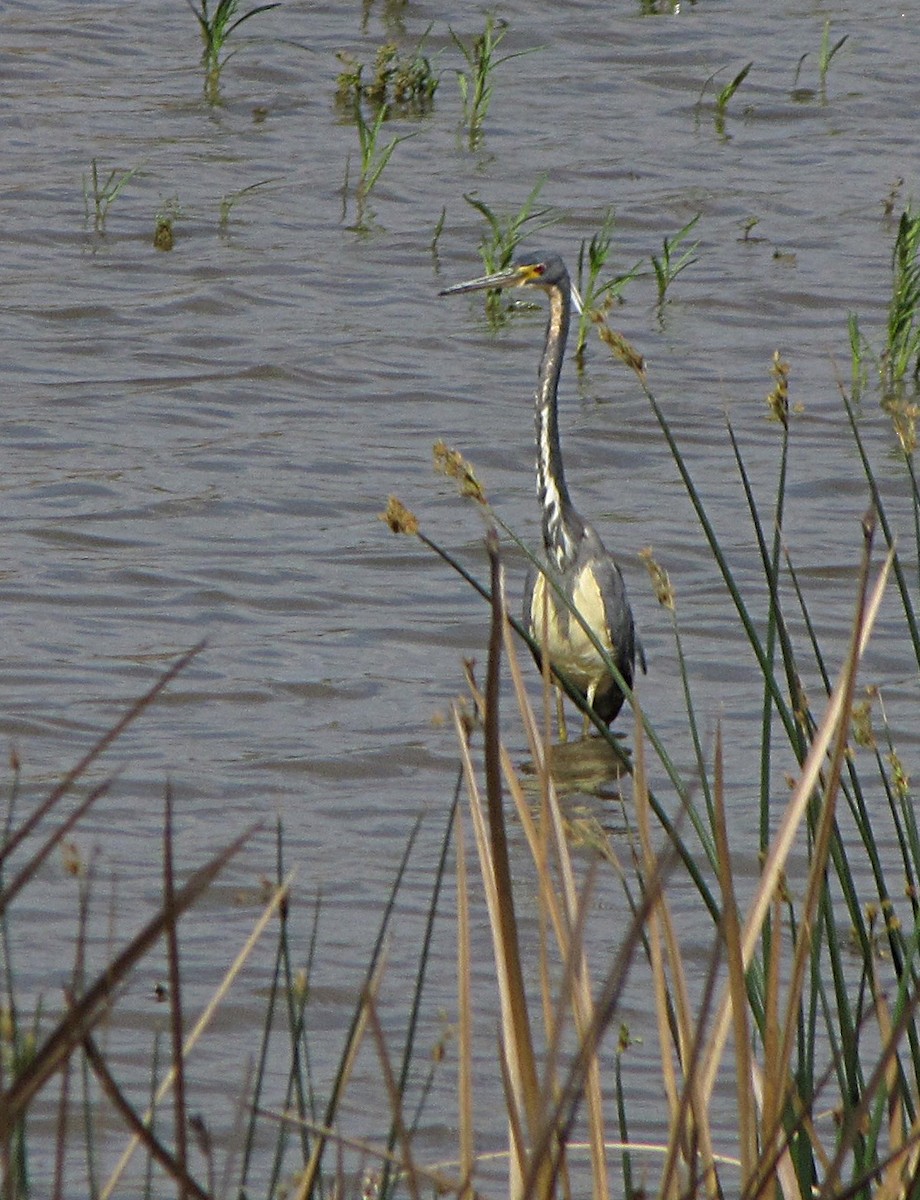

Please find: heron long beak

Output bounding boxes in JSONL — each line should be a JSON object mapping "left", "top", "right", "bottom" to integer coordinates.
{"left": 438, "top": 262, "right": 541, "bottom": 296}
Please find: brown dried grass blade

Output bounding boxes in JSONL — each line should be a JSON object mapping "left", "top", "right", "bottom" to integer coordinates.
{"left": 162, "top": 786, "right": 188, "bottom": 1196}
{"left": 635, "top": 715, "right": 718, "bottom": 1200}
{"left": 365, "top": 985, "right": 423, "bottom": 1200}
{"left": 481, "top": 533, "right": 544, "bottom": 1169}
{"left": 292, "top": 954, "right": 385, "bottom": 1200}
{"left": 454, "top": 797, "right": 475, "bottom": 1194}
{"left": 520, "top": 773, "right": 678, "bottom": 1200}
{"left": 453, "top": 700, "right": 527, "bottom": 1192}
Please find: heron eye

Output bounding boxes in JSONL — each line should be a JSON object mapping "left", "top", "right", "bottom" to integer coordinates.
{"left": 533, "top": 264, "right": 546, "bottom": 276}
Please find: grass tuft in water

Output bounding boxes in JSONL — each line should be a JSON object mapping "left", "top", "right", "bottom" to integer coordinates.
{"left": 882, "top": 205, "right": 920, "bottom": 393}
{"left": 461, "top": 179, "right": 555, "bottom": 321}
{"left": 650, "top": 212, "right": 700, "bottom": 309}
{"left": 341, "top": 100, "right": 415, "bottom": 234}
{"left": 186, "top": 0, "right": 281, "bottom": 104}
{"left": 448, "top": 14, "right": 537, "bottom": 149}
{"left": 700, "top": 60, "right": 752, "bottom": 136}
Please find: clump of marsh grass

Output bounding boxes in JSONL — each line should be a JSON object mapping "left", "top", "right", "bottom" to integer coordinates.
{"left": 449, "top": 14, "right": 537, "bottom": 149}
{"left": 460, "top": 179, "right": 556, "bottom": 321}
{"left": 186, "top": 0, "right": 280, "bottom": 104}
{"left": 882, "top": 205, "right": 920, "bottom": 392}
{"left": 650, "top": 212, "right": 700, "bottom": 309}
{"left": 848, "top": 202, "right": 920, "bottom": 403}
{"left": 341, "top": 100, "right": 416, "bottom": 233}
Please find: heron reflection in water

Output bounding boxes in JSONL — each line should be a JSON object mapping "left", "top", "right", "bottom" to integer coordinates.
{"left": 440, "top": 252, "right": 644, "bottom": 735}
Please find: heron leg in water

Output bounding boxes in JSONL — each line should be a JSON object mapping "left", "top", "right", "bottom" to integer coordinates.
{"left": 556, "top": 686, "right": 569, "bottom": 743}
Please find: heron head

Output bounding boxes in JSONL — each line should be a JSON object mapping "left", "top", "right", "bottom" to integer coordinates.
{"left": 439, "top": 252, "right": 569, "bottom": 298}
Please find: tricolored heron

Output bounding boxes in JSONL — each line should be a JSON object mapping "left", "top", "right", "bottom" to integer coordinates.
{"left": 440, "top": 252, "right": 643, "bottom": 730}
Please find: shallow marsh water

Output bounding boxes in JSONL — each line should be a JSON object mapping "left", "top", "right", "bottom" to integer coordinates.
{"left": 2, "top": 0, "right": 919, "bottom": 1191}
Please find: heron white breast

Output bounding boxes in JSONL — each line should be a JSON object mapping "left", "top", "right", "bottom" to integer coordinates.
{"left": 529, "top": 564, "right": 613, "bottom": 693}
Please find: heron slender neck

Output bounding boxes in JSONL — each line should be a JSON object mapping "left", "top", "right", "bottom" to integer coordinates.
{"left": 535, "top": 280, "right": 582, "bottom": 571}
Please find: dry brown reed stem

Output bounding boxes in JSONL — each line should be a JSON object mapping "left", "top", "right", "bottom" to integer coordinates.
{"left": 453, "top": 798, "right": 476, "bottom": 1198}
{"left": 818, "top": 992, "right": 920, "bottom": 1200}
{"left": 739, "top": 518, "right": 886, "bottom": 1200}
{"left": 499, "top": 615, "right": 610, "bottom": 1200}
{"left": 778, "top": 515, "right": 878, "bottom": 1082}
{"left": 100, "top": 869, "right": 293, "bottom": 1199}
{"left": 519, "top": 794, "right": 674, "bottom": 1200}
{"left": 633, "top": 712, "right": 719, "bottom": 1200}
{"left": 364, "top": 986, "right": 424, "bottom": 1200}
{"left": 453, "top": 696, "right": 529, "bottom": 1197}
{"left": 272, "top": 1113, "right": 482, "bottom": 1200}
{"left": 162, "top": 786, "right": 189, "bottom": 1199}
{"left": 868, "top": 967, "right": 904, "bottom": 1182}
{"left": 482, "top": 531, "right": 547, "bottom": 1195}
{"left": 695, "top": 535, "right": 892, "bottom": 1116}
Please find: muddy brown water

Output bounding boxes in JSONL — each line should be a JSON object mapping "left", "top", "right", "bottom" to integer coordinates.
{"left": 3, "top": 1, "right": 919, "bottom": 1192}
